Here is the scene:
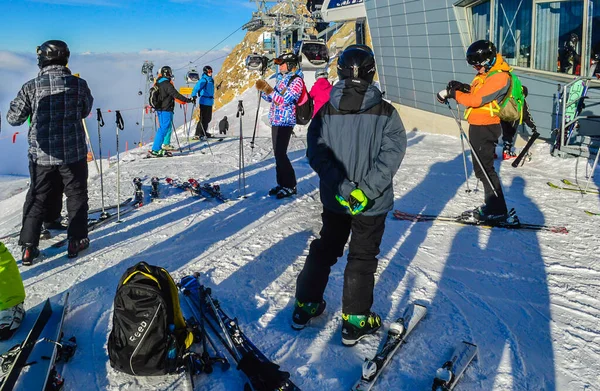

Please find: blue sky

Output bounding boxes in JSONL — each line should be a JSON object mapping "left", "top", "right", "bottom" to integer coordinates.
{"left": 0, "top": 0, "right": 252, "bottom": 54}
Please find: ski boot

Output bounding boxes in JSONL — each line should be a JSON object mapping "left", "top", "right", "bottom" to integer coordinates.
{"left": 67, "top": 238, "right": 89, "bottom": 258}
{"left": 0, "top": 302, "right": 25, "bottom": 341}
{"left": 43, "top": 220, "right": 68, "bottom": 231}
{"left": 461, "top": 206, "right": 520, "bottom": 226}
{"left": 291, "top": 300, "right": 326, "bottom": 330}
{"left": 502, "top": 142, "right": 517, "bottom": 160}
{"left": 40, "top": 228, "right": 51, "bottom": 240}
{"left": 21, "top": 244, "right": 40, "bottom": 266}
{"left": 276, "top": 187, "right": 297, "bottom": 199}
{"left": 268, "top": 185, "right": 282, "bottom": 196}
{"left": 341, "top": 312, "right": 382, "bottom": 346}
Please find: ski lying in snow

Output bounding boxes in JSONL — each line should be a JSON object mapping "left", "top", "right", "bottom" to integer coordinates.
{"left": 88, "top": 197, "right": 133, "bottom": 215}
{"left": 584, "top": 210, "right": 600, "bottom": 216}
{"left": 198, "top": 183, "right": 228, "bottom": 203}
{"left": 181, "top": 275, "right": 300, "bottom": 391}
{"left": 546, "top": 181, "right": 599, "bottom": 195}
{"left": 432, "top": 341, "right": 478, "bottom": 391}
{"left": 13, "top": 293, "right": 76, "bottom": 391}
{"left": 392, "top": 210, "right": 568, "bottom": 234}
{"left": 0, "top": 299, "right": 53, "bottom": 391}
{"left": 351, "top": 303, "right": 427, "bottom": 391}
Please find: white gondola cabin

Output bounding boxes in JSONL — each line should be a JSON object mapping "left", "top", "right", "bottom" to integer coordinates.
{"left": 297, "top": 40, "right": 329, "bottom": 69}
{"left": 246, "top": 54, "right": 265, "bottom": 71}
{"left": 186, "top": 69, "right": 200, "bottom": 84}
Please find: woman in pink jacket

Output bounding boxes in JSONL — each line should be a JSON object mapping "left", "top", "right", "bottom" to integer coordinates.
{"left": 309, "top": 68, "right": 333, "bottom": 117}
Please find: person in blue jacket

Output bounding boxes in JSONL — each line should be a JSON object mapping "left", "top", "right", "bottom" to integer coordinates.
{"left": 192, "top": 66, "right": 215, "bottom": 139}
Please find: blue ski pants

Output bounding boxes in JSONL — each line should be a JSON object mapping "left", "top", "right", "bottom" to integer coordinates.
{"left": 152, "top": 111, "right": 173, "bottom": 151}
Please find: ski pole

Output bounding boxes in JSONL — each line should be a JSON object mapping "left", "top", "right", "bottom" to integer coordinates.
{"left": 115, "top": 111, "right": 124, "bottom": 222}
{"left": 82, "top": 118, "right": 100, "bottom": 174}
{"left": 445, "top": 102, "right": 472, "bottom": 193}
{"left": 250, "top": 90, "right": 262, "bottom": 149}
{"left": 584, "top": 147, "right": 600, "bottom": 192}
{"left": 446, "top": 101, "right": 498, "bottom": 198}
{"left": 171, "top": 118, "right": 183, "bottom": 153}
{"left": 96, "top": 109, "right": 108, "bottom": 218}
{"left": 183, "top": 103, "right": 192, "bottom": 152}
{"left": 236, "top": 100, "right": 247, "bottom": 197}
{"left": 198, "top": 120, "right": 214, "bottom": 157}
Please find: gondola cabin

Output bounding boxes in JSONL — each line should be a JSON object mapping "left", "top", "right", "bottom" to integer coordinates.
{"left": 186, "top": 69, "right": 200, "bottom": 84}
{"left": 246, "top": 54, "right": 265, "bottom": 71}
{"left": 297, "top": 40, "right": 329, "bottom": 70}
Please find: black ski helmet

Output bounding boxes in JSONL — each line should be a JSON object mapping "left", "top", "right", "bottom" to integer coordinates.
{"left": 203, "top": 65, "right": 213, "bottom": 74}
{"left": 274, "top": 52, "right": 298, "bottom": 69}
{"left": 337, "top": 44, "right": 376, "bottom": 83}
{"left": 37, "top": 40, "right": 70, "bottom": 68}
{"left": 466, "top": 40, "right": 497, "bottom": 70}
{"left": 160, "top": 65, "right": 173, "bottom": 78}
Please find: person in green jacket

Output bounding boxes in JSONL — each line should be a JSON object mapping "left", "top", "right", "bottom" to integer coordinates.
{"left": 0, "top": 243, "right": 26, "bottom": 340}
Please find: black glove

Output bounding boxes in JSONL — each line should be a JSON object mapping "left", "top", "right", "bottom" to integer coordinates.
{"left": 447, "top": 80, "right": 470, "bottom": 93}
{"left": 191, "top": 96, "right": 197, "bottom": 104}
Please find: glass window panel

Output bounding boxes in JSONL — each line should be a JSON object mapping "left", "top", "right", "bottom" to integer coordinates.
{"left": 534, "top": 0, "right": 584, "bottom": 75}
{"left": 497, "top": 0, "right": 533, "bottom": 67}
{"left": 471, "top": 1, "right": 492, "bottom": 40}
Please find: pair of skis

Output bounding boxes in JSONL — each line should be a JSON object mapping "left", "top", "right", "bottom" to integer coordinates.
{"left": 546, "top": 178, "right": 599, "bottom": 195}
{"left": 180, "top": 274, "right": 299, "bottom": 391}
{"left": 352, "top": 304, "right": 478, "bottom": 391}
{"left": 166, "top": 178, "right": 229, "bottom": 202}
{"left": 0, "top": 294, "right": 76, "bottom": 391}
{"left": 392, "top": 210, "right": 568, "bottom": 234}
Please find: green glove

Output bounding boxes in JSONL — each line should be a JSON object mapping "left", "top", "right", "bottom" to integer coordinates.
{"left": 336, "top": 189, "right": 368, "bottom": 215}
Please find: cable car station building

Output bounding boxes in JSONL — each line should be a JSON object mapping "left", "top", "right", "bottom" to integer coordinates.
{"left": 357, "top": 0, "right": 600, "bottom": 158}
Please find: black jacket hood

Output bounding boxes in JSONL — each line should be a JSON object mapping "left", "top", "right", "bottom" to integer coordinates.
{"left": 329, "top": 78, "right": 383, "bottom": 114}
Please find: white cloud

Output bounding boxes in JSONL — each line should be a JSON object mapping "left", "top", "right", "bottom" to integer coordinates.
{"left": 0, "top": 49, "right": 230, "bottom": 175}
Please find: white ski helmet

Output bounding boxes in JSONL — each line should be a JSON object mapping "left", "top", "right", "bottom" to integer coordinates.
{"left": 315, "top": 68, "right": 328, "bottom": 80}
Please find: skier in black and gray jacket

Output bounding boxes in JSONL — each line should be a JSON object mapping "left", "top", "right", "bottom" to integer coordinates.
{"left": 6, "top": 40, "right": 93, "bottom": 264}
{"left": 292, "top": 45, "right": 407, "bottom": 346}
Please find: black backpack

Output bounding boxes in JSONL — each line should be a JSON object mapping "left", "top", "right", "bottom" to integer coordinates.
{"left": 108, "top": 261, "right": 193, "bottom": 376}
{"left": 148, "top": 83, "right": 162, "bottom": 109}
{"left": 285, "top": 75, "right": 314, "bottom": 125}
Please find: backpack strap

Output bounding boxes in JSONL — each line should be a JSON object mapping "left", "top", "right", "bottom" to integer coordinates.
{"left": 279, "top": 74, "right": 304, "bottom": 100}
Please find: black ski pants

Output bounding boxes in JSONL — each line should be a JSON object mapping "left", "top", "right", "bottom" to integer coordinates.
{"left": 44, "top": 175, "right": 64, "bottom": 224}
{"left": 195, "top": 104, "right": 213, "bottom": 137}
{"left": 20, "top": 159, "right": 89, "bottom": 247}
{"left": 500, "top": 120, "right": 517, "bottom": 146}
{"left": 295, "top": 208, "right": 386, "bottom": 315}
{"left": 272, "top": 125, "right": 297, "bottom": 189}
{"left": 469, "top": 124, "right": 508, "bottom": 215}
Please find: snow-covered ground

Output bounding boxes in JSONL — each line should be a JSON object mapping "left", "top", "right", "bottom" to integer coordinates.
{"left": 1, "top": 85, "right": 599, "bottom": 391}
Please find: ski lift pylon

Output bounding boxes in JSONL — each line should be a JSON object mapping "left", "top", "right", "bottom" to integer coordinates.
{"left": 297, "top": 39, "right": 329, "bottom": 70}
{"left": 186, "top": 68, "right": 200, "bottom": 84}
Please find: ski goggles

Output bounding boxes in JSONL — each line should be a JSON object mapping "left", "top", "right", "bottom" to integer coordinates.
{"left": 273, "top": 58, "right": 286, "bottom": 65}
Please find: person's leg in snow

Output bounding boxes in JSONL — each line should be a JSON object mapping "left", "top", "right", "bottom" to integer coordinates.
{"left": 340, "top": 213, "right": 385, "bottom": 346}
{"left": 59, "top": 160, "right": 90, "bottom": 258}
{"left": 500, "top": 120, "right": 517, "bottom": 160}
{"left": 271, "top": 125, "right": 297, "bottom": 198}
{"left": 294, "top": 209, "right": 351, "bottom": 329}
{"left": 467, "top": 124, "right": 509, "bottom": 219}
{"left": 152, "top": 111, "right": 173, "bottom": 153}
{"left": 20, "top": 161, "right": 56, "bottom": 264}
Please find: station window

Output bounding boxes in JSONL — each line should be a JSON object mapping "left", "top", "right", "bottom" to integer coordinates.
{"left": 459, "top": 0, "right": 599, "bottom": 76}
